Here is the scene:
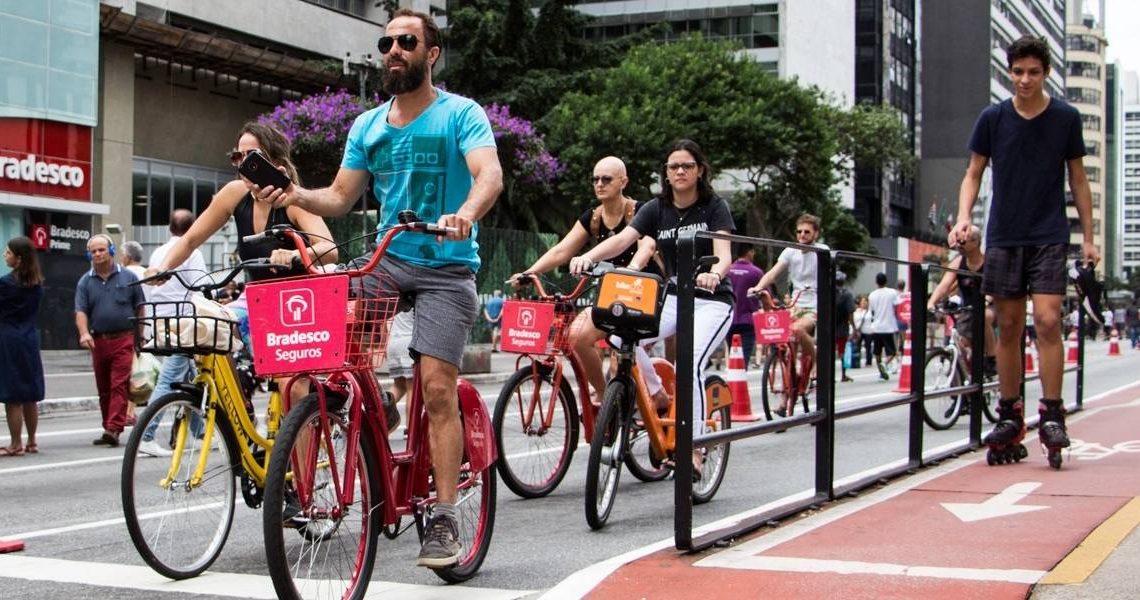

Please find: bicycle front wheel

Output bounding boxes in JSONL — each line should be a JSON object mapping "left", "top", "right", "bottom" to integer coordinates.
{"left": 492, "top": 365, "right": 578, "bottom": 499}
{"left": 585, "top": 378, "right": 629, "bottom": 530}
{"left": 922, "top": 349, "right": 962, "bottom": 430}
{"left": 693, "top": 376, "right": 732, "bottom": 504}
{"left": 121, "top": 391, "right": 237, "bottom": 580}
{"left": 761, "top": 349, "right": 792, "bottom": 420}
{"left": 263, "top": 393, "right": 380, "bottom": 600}
{"left": 623, "top": 403, "right": 670, "bottom": 483}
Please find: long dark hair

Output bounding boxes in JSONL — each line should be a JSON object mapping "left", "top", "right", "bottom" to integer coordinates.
{"left": 660, "top": 138, "right": 715, "bottom": 207}
{"left": 240, "top": 122, "right": 302, "bottom": 185}
{"left": 7, "top": 236, "right": 43, "bottom": 287}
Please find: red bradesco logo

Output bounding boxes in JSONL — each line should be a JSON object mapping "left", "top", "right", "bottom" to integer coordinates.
{"left": 499, "top": 300, "right": 555, "bottom": 354}
{"left": 245, "top": 276, "right": 349, "bottom": 375}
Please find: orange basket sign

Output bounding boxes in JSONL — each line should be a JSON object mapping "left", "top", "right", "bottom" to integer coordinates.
{"left": 753, "top": 309, "right": 792, "bottom": 344}
{"left": 246, "top": 275, "right": 349, "bottom": 375}
{"left": 500, "top": 300, "right": 556, "bottom": 354}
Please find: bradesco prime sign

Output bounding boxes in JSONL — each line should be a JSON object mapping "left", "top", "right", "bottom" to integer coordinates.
{"left": 0, "top": 118, "right": 93, "bottom": 201}
{"left": 245, "top": 276, "right": 349, "bottom": 376}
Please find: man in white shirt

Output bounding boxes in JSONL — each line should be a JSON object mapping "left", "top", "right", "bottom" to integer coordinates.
{"left": 867, "top": 272, "right": 901, "bottom": 380}
{"left": 138, "top": 209, "right": 208, "bottom": 457}
{"left": 748, "top": 214, "right": 829, "bottom": 372}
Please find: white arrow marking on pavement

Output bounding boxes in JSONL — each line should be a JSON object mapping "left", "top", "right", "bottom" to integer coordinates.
{"left": 941, "top": 481, "right": 1049, "bottom": 523}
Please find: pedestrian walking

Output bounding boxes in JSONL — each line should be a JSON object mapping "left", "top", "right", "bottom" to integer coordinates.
{"left": 1, "top": 237, "right": 45, "bottom": 456}
{"left": 75, "top": 233, "right": 145, "bottom": 447}
{"left": 483, "top": 289, "right": 504, "bottom": 352}
{"left": 725, "top": 245, "right": 763, "bottom": 368}
{"left": 834, "top": 272, "right": 856, "bottom": 382}
{"left": 867, "top": 273, "right": 901, "bottom": 380}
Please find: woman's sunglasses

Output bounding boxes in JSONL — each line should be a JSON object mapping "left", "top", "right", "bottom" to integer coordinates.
{"left": 227, "top": 149, "right": 255, "bottom": 167}
{"left": 378, "top": 33, "right": 418, "bottom": 54}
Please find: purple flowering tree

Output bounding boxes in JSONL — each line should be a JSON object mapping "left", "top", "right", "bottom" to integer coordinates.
{"left": 483, "top": 103, "right": 567, "bottom": 232}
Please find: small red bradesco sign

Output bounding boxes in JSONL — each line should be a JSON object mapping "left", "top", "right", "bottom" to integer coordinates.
{"left": 753, "top": 309, "right": 792, "bottom": 345}
{"left": 246, "top": 276, "right": 349, "bottom": 375}
{"left": 0, "top": 118, "right": 93, "bottom": 201}
{"left": 499, "top": 300, "right": 556, "bottom": 354}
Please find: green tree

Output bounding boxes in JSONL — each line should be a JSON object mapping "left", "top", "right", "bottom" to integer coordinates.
{"left": 543, "top": 36, "right": 911, "bottom": 262}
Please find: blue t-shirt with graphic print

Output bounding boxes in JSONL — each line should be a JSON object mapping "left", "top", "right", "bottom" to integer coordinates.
{"left": 342, "top": 88, "right": 497, "bottom": 271}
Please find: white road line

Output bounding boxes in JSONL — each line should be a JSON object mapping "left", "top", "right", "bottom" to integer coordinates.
{"left": 0, "top": 555, "right": 533, "bottom": 599}
{"left": 715, "top": 555, "right": 1045, "bottom": 584}
{"left": 0, "top": 455, "right": 122, "bottom": 476}
{"left": 44, "top": 372, "right": 95, "bottom": 378}
{"left": 1, "top": 427, "right": 105, "bottom": 444}
{"left": 3, "top": 501, "right": 230, "bottom": 541}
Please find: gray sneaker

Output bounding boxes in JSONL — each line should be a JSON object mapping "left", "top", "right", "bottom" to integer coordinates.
{"left": 416, "top": 513, "right": 461, "bottom": 568}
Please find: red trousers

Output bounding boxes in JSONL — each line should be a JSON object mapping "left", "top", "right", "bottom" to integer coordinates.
{"left": 92, "top": 335, "right": 134, "bottom": 434}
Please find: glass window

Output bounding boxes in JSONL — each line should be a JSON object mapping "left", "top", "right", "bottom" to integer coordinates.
{"left": 132, "top": 170, "right": 149, "bottom": 227}
{"left": 0, "top": 15, "right": 47, "bottom": 65}
{"left": 149, "top": 166, "right": 172, "bottom": 227}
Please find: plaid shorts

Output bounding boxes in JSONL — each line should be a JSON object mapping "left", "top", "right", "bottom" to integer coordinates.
{"left": 982, "top": 244, "right": 1067, "bottom": 298}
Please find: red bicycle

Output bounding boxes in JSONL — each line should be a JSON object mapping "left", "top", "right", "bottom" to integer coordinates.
{"left": 755, "top": 290, "right": 816, "bottom": 420}
{"left": 492, "top": 274, "right": 599, "bottom": 498}
{"left": 251, "top": 213, "right": 496, "bottom": 600}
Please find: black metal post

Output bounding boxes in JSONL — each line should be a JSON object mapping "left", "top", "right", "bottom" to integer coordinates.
{"left": 908, "top": 264, "right": 928, "bottom": 467}
{"left": 968, "top": 271, "right": 986, "bottom": 446}
{"left": 674, "top": 231, "right": 696, "bottom": 550}
{"left": 815, "top": 251, "right": 835, "bottom": 500}
{"left": 1076, "top": 307, "right": 1085, "bottom": 409}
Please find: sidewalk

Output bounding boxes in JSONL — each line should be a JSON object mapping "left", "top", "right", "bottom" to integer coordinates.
{"left": 575, "top": 384, "right": 1140, "bottom": 600}
{"left": 28, "top": 347, "right": 522, "bottom": 417}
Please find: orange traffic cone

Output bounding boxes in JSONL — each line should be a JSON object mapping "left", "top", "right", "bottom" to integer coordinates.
{"left": 1066, "top": 330, "right": 1079, "bottom": 364}
{"left": 727, "top": 334, "right": 760, "bottom": 422}
{"left": 1108, "top": 329, "right": 1121, "bottom": 356}
{"left": 1024, "top": 332, "right": 1036, "bottom": 373}
{"left": 892, "top": 330, "right": 913, "bottom": 393}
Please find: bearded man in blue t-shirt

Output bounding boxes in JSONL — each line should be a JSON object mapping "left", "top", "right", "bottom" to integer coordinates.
{"left": 950, "top": 35, "right": 1100, "bottom": 464}
{"left": 255, "top": 8, "right": 503, "bottom": 568}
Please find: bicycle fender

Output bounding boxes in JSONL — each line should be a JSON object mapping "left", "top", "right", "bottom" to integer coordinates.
{"left": 458, "top": 378, "right": 498, "bottom": 471}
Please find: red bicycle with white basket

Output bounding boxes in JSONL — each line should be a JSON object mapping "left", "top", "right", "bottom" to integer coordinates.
{"left": 753, "top": 289, "right": 815, "bottom": 420}
{"left": 246, "top": 212, "right": 496, "bottom": 600}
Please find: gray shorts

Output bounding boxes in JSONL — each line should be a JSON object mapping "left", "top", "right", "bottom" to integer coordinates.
{"left": 386, "top": 309, "right": 415, "bottom": 378}
{"left": 360, "top": 255, "right": 478, "bottom": 368}
{"left": 982, "top": 244, "right": 1067, "bottom": 298}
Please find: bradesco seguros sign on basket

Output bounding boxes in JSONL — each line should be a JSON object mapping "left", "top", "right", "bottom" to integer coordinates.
{"left": 753, "top": 309, "right": 792, "bottom": 344}
{"left": 246, "top": 276, "right": 349, "bottom": 375}
{"left": 500, "top": 300, "right": 556, "bottom": 354}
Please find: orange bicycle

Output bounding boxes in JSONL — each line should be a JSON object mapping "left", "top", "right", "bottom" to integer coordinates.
{"left": 755, "top": 290, "right": 815, "bottom": 420}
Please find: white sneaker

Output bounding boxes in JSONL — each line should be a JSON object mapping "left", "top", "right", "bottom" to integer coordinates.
{"left": 138, "top": 439, "right": 172, "bottom": 458}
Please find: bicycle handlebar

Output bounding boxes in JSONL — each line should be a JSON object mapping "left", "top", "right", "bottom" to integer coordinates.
{"left": 750, "top": 287, "right": 807, "bottom": 311}
{"left": 510, "top": 262, "right": 617, "bottom": 302}
{"left": 133, "top": 258, "right": 273, "bottom": 292}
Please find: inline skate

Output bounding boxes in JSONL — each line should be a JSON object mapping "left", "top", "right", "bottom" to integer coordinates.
{"left": 1038, "top": 399, "right": 1070, "bottom": 470}
{"left": 984, "top": 397, "right": 1028, "bottom": 465}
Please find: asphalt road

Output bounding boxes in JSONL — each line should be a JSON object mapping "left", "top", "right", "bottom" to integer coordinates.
{"left": 0, "top": 340, "right": 1132, "bottom": 599}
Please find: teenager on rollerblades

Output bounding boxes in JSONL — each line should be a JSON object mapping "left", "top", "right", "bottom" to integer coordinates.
{"left": 951, "top": 36, "right": 1100, "bottom": 470}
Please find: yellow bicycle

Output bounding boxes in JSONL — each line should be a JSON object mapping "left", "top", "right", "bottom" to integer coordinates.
{"left": 120, "top": 261, "right": 286, "bottom": 579}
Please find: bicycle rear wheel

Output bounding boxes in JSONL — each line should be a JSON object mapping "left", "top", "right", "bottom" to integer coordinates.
{"left": 421, "top": 430, "right": 498, "bottom": 583}
{"left": 263, "top": 393, "right": 380, "bottom": 600}
{"left": 922, "top": 349, "right": 962, "bottom": 430}
{"left": 121, "top": 391, "right": 237, "bottom": 580}
{"left": 585, "top": 378, "right": 629, "bottom": 530}
{"left": 492, "top": 365, "right": 578, "bottom": 498}
{"left": 761, "top": 349, "right": 792, "bottom": 420}
{"left": 693, "top": 376, "right": 731, "bottom": 504}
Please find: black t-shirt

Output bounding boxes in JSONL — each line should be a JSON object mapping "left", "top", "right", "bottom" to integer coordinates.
{"left": 233, "top": 193, "right": 309, "bottom": 282}
{"left": 835, "top": 288, "right": 855, "bottom": 338}
{"left": 575, "top": 205, "right": 639, "bottom": 269}
{"left": 967, "top": 98, "right": 1086, "bottom": 247}
{"left": 957, "top": 257, "right": 984, "bottom": 310}
{"left": 630, "top": 194, "right": 735, "bottom": 301}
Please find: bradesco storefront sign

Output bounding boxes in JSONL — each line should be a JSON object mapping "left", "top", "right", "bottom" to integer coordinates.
{"left": 246, "top": 276, "right": 348, "bottom": 376}
{"left": 500, "top": 300, "right": 555, "bottom": 354}
{"left": 0, "top": 118, "right": 92, "bottom": 201}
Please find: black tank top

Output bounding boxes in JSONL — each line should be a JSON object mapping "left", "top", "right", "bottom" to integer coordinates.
{"left": 233, "top": 193, "right": 309, "bottom": 281}
{"left": 958, "top": 259, "right": 983, "bottom": 309}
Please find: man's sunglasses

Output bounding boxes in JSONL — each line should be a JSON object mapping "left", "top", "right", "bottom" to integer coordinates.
{"left": 378, "top": 34, "right": 418, "bottom": 54}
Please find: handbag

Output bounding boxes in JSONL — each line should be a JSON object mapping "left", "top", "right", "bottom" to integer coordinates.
{"left": 842, "top": 339, "right": 853, "bottom": 370}
{"left": 129, "top": 352, "right": 161, "bottom": 406}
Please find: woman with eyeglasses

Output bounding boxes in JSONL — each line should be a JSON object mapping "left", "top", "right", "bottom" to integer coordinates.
{"left": 508, "top": 156, "right": 659, "bottom": 407}
{"left": 147, "top": 122, "right": 338, "bottom": 281}
{"left": 569, "top": 140, "right": 735, "bottom": 477}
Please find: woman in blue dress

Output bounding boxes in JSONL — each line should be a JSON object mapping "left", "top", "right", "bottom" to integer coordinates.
{"left": 1, "top": 236, "right": 45, "bottom": 456}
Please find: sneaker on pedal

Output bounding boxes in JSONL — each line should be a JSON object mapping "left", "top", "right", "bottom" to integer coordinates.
{"left": 382, "top": 391, "right": 401, "bottom": 434}
{"left": 417, "top": 513, "right": 461, "bottom": 568}
{"left": 281, "top": 494, "right": 309, "bottom": 529}
{"left": 1069, "top": 260, "right": 1105, "bottom": 327}
{"left": 138, "top": 439, "right": 172, "bottom": 458}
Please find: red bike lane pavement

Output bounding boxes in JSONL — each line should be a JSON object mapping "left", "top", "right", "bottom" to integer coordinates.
{"left": 585, "top": 385, "right": 1140, "bottom": 599}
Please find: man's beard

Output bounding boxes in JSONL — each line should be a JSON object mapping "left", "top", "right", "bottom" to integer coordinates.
{"left": 382, "top": 56, "right": 428, "bottom": 95}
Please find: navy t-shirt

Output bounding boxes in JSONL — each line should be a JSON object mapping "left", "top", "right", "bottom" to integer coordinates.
{"left": 630, "top": 194, "right": 735, "bottom": 302}
{"left": 967, "top": 97, "right": 1086, "bottom": 247}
